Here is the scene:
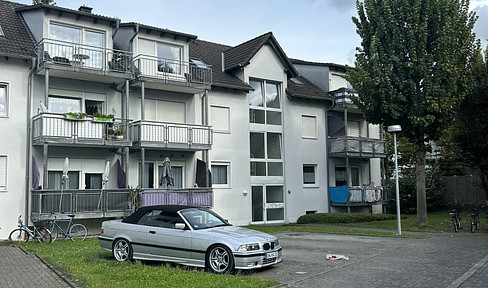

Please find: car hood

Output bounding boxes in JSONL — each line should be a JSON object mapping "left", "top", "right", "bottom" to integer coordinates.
{"left": 203, "top": 226, "right": 276, "bottom": 242}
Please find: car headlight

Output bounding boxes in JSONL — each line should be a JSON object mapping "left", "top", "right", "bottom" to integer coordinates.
{"left": 238, "top": 243, "right": 260, "bottom": 251}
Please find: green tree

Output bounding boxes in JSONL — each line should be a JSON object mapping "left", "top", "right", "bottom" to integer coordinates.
{"left": 346, "top": 0, "right": 478, "bottom": 226}
{"left": 32, "top": 0, "right": 56, "bottom": 5}
{"left": 452, "top": 47, "right": 488, "bottom": 198}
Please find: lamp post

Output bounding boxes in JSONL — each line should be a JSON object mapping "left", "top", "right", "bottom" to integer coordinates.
{"left": 388, "top": 125, "right": 402, "bottom": 235}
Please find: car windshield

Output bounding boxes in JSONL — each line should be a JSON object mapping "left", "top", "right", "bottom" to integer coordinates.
{"left": 180, "top": 208, "right": 230, "bottom": 230}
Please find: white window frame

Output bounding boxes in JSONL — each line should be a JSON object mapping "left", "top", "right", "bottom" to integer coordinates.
{"left": 211, "top": 161, "right": 231, "bottom": 188}
{"left": 210, "top": 105, "right": 231, "bottom": 133}
{"left": 303, "top": 164, "right": 318, "bottom": 187}
{"left": 0, "top": 82, "right": 9, "bottom": 117}
{"left": 301, "top": 115, "right": 317, "bottom": 139}
{"left": 0, "top": 155, "right": 7, "bottom": 191}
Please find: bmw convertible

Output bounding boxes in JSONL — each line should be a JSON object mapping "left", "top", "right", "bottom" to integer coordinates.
{"left": 99, "top": 205, "right": 282, "bottom": 273}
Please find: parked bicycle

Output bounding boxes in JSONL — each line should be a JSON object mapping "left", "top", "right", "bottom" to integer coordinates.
{"left": 469, "top": 208, "right": 480, "bottom": 233}
{"left": 8, "top": 215, "right": 52, "bottom": 243}
{"left": 49, "top": 214, "right": 87, "bottom": 242}
{"left": 450, "top": 209, "right": 461, "bottom": 232}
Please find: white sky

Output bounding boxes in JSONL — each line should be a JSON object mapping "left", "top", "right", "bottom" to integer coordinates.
{"left": 16, "top": 0, "right": 488, "bottom": 66}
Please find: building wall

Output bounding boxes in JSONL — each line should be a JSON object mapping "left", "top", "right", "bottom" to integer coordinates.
{"left": 0, "top": 58, "right": 31, "bottom": 239}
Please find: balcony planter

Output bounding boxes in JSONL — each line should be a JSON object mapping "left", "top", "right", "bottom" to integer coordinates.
{"left": 93, "top": 112, "right": 114, "bottom": 122}
{"left": 64, "top": 112, "right": 87, "bottom": 120}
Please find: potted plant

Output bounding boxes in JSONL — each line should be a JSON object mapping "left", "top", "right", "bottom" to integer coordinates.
{"left": 64, "top": 111, "right": 87, "bottom": 120}
{"left": 106, "top": 127, "right": 115, "bottom": 140}
{"left": 93, "top": 112, "right": 114, "bottom": 122}
{"left": 113, "top": 123, "right": 125, "bottom": 140}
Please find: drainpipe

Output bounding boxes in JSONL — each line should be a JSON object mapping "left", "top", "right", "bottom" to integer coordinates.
{"left": 25, "top": 57, "right": 36, "bottom": 224}
{"left": 128, "top": 24, "right": 139, "bottom": 53}
{"left": 203, "top": 89, "right": 209, "bottom": 187}
{"left": 325, "top": 98, "right": 336, "bottom": 213}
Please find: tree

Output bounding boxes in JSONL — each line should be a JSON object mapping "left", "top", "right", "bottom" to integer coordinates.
{"left": 452, "top": 47, "right": 488, "bottom": 198}
{"left": 32, "top": 0, "right": 56, "bottom": 5}
{"left": 346, "top": 0, "right": 478, "bottom": 226}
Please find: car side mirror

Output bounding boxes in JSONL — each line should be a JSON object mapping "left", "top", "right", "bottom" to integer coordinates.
{"left": 175, "top": 223, "right": 186, "bottom": 230}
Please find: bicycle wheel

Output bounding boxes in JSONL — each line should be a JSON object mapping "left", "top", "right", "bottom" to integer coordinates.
{"left": 36, "top": 227, "right": 52, "bottom": 243}
{"left": 476, "top": 216, "right": 480, "bottom": 230}
{"left": 51, "top": 226, "right": 63, "bottom": 242}
{"left": 471, "top": 220, "right": 475, "bottom": 233}
{"left": 9, "top": 228, "right": 30, "bottom": 242}
{"left": 69, "top": 224, "right": 87, "bottom": 241}
{"left": 453, "top": 220, "right": 458, "bottom": 232}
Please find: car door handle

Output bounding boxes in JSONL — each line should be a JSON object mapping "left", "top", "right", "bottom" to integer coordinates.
{"left": 149, "top": 230, "right": 156, "bottom": 234}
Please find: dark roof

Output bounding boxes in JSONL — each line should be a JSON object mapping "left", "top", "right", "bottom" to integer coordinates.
{"left": 0, "top": 0, "right": 36, "bottom": 58}
{"left": 15, "top": 2, "right": 118, "bottom": 24}
{"left": 121, "top": 205, "right": 198, "bottom": 224}
{"left": 190, "top": 39, "right": 253, "bottom": 91}
{"left": 286, "top": 75, "right": 333, "bottom": 103}
{"left": 291, "top": 58, "right": 349, "bottom": 72}
{"left": 119, "top": 22, "right": 197, "bottom": 42}
{"left": 223, "top": 32, "right": 298, "bottom": 77}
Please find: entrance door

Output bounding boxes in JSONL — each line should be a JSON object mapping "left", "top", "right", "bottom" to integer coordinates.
{"left": 251, "top": 185, "right": 284, "bottom": 223}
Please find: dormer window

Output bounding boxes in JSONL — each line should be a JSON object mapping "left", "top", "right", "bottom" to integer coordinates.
{"left": 157, "top": 42, "right": 181, "bottom": 74}
{"left": 0, "top": 25, "right": 5, "bottom": 37}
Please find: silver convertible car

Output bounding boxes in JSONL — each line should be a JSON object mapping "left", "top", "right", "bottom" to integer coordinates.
{"left": 99, "top": 205, "right": 282, "bottom": 273}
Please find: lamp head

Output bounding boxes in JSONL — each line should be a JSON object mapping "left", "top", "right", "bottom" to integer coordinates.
{"left": 387, "top": 125, "right": 402, "bottom": 133}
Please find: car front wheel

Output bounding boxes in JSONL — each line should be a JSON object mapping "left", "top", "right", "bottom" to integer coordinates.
{"left": 112, "top": 238, "right": 132, "bottom": 262}
{"left": 206, "top": 245, "right": 234, "bottom": 273}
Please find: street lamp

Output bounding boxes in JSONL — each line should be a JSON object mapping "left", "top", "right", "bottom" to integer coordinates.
{"left": 388, "top": 125, "right": 402, "bottom": 235}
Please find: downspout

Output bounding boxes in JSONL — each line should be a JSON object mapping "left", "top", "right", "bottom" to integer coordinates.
{"left": 128, "top": 24, "right": 139, "bottom": 53}
{"left": 25, "top": 57, "right": 36, "bottom": 224}
{"left": 326, "top": 97, "right": 336, "bottom": 213}
{"left": 203, "top": 89, "right": 209, "bottom": 187}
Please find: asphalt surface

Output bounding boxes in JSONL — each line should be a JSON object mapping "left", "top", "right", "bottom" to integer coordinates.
{"left": 0, "top": 227, "right": 487, "bottom": 288}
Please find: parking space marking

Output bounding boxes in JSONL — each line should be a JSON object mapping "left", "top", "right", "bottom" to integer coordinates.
{"left": 447, "top": 254, "right": 488, "bottom": 288}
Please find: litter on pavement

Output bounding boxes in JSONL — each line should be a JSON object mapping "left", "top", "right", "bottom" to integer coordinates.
{"left": 326, "top": 254, "right": 349, "bottom": 260}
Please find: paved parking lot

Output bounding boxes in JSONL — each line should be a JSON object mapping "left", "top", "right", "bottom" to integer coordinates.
{"left": 257, "top": 229, "right": 488, "bottom": 287}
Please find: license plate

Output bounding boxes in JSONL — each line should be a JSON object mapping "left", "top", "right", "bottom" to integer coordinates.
{"left": 265, "top": 251, "right": 278, "bottom": 259}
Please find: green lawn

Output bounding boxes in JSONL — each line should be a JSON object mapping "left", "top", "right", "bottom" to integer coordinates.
{"left": 18, "top": 238, "right": 278, "bottom": 288}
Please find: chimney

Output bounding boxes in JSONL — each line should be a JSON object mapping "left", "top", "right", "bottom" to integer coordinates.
{"left": 78, "top": 5, "right": 93, "bottom": 14}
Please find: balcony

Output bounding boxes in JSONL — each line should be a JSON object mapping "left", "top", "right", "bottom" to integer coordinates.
{"left": 329, "top": 137, "right": 386, "bottom": 158}
{"left": 130, "top": 120, "right": 212, "bottom": 150}
{"left": 35, "top": 38, "right": 133, "bottom": 83}
{"left": 140, "top": 188, "right": 213, "bottom": 208}
{"left": 31, "top": 188, "right": 132, "bottom": 220}
{"left": 32, "top": 113, "right": 132, "bottom": 148}
{"left": 329, "top": 186, "right": 388, "bottom": 207}
{"left": 133, "top": 55, "right": 212, "bottom": 93}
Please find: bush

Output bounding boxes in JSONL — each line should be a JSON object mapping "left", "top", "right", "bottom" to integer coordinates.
{"left": 297, "top": 213, "right": 397, "bottom": 224}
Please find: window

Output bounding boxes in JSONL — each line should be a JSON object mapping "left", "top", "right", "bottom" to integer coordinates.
{"left": 158, "top": 165, "right": 183, "bottom": 189}
{"left": 47, "top": 171, "right": 79, "bottom": 189}
{"left": 85, "top": 173, "right": 102, "bottom": 189}
{"left": 48, "top": 96, "right": 81, "bottom": 113}
{"left": 347, "top": 120, "right": 360, "bottom": 137}
{"left": 250, "top": 132, "right": 283, "bottom": 176}
{"left": 0, "top": 25, "right": 4, "bottom": 37}
{"left": 0, "top": 156, "right": 7, "bottom": 190}
{"left": 335, "top": 167, "right": 347, "bottom": 187}
{"left": 351, "top": 166, "right": 361, "bottom": 186}
{"left": 143, "top": 99, "right": 185, "bottom": 123}
{"left": 157, "top": 42, "right": 182, "bottom": 74}
{"left": 302, "top": 115, "right": 317, "bottom": 139}
{"left": 139, "top": 162, "right": 154, "bottom": 188}
{"left": 85, "top": 100, "right": 103, "bottom": 115}
{"left": 303, "top": 165, "right": 317, "bottom": 186}
{"left": 249, "top": 80, "right": 281, "bottom": 125}
{"left": 0, "top": 83, "right": 8, "bottom": 116}
{"left": 210, "top": 106, "right": 230, "bottom": 133}
{"left": 212, "top": 163, "right": 230, "bottom": 187}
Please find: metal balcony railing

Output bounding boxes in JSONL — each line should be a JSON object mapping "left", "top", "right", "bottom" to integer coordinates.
{"left": 329, "top": 186, "right": 388, "bottom": 206}
{"left": 36, "top": 38, "right": 133, "bottom": 74}
{"left": 32, "top": 113, "right": 131, "bottom": 146}
{"left": 329, "top": 137, "right": 386, "bottom": 158}
{"left": 130, "top": 120, "right": 212, "bottom": 150}
{"left": 140, "top": 188, "right": 213, "bottom": 208}
{"left": 133, "top": 54, "right": 212, "bottom": 86}
{"left": 31, "top": 189, "right": 132, "bottom": 220}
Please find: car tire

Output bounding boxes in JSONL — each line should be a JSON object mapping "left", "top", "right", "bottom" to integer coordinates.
{"left": 112, "top": 238, "right": 133, "bottom": 262}
{"left": 206, "top": 245, "right": 234, "bottom": 274}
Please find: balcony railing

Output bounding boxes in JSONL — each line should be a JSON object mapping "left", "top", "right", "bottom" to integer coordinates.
{"left": 31, "top": 189, "right": 131, "bottom": 220}
{"left": 140, "top": 188, "right": 213, "bottom": 208}
{"left": 329, "top": 137, "right": 386, "bottom": 158}
{"left": 133, "top": 54, "right": 212, "bottom": 86}
{"left": 32, "top": 113, "right": 131, "bottom": 147}
{"left": 36, "top": 38, "right": 133, "bottom": 74}
{"left": 130, "top": 120, "right": 212, "bottom": 150}
{"left": 329, "top": 186, "right": 388, "bottom": 207}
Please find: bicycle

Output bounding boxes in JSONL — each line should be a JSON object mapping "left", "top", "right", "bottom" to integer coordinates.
{"left": 49, "top": 214, "right": 87, "bottom": 242}
{"left": 450, "top": 209, "right": 461, "bottom": 232}
{"left": 469, "top": 208, "right": 480, "bottom": 233}
{"left": 8, "top": 215, "right": 52, "bottom": 243}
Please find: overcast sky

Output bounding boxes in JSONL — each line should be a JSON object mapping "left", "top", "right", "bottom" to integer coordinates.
{"left": 16, "top": 0, "right": 488, "bottom": 65}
